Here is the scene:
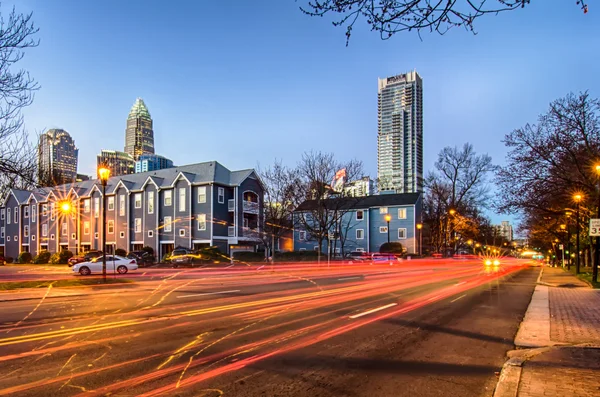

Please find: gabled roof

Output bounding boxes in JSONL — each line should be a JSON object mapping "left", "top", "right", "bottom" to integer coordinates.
{"left": 294, "top": 193, "right": 422, "bottom": 212}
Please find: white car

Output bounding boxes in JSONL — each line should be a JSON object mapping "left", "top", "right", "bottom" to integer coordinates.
{"left": 72, "top": 255, "right": 138, "bottom": 276}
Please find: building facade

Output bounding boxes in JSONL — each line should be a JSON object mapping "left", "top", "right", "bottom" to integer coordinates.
{"left": 38, "top": 129, "right": 79, "bottom": 186}
{"left": 344, "top": 177, "right": 375, "bottom": 197}
{"left": 377, "top": 71, "right": 423, "bottom": 194}
{"left": 0, "top": 161, "right": 264, "bottom": 260}
{"left": 500, "top": 221, "right": 513, "bottom": 242}
{"left": 97, "top": 150, "right": 135, "bottom": 177}
{"left": 293, "top": 193, "right": 422, "bottom": 256}
{"left": 124, "top": 98, "right": 155, "bottom": 160}
{"left": 135, "top": 154, "right": 174, "bottom": 173}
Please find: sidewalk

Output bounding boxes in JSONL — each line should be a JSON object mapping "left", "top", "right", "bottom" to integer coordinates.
{"left": 494, "top": 266, "right": 600, "bottom": 397}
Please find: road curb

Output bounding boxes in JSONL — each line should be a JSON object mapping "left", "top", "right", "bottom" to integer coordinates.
{"left": 493, "top": 361, "right": 522, "bottom": 397}
{"left": 514, "top": 285, "right": 552, "bottom": 348}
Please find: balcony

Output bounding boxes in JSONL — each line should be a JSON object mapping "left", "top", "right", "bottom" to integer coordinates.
{"left": 243, "top": 200, "right": 259, "bottom": 214}
{"left": 242, "top": 227, "right": 260, "bottom": 240}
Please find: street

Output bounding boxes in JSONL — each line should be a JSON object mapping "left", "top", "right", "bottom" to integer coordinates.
{"left": 0, "top": 259, "right": 537, "bottom": 397}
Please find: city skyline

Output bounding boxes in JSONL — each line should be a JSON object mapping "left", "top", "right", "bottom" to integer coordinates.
{"left": 37, "top": 128, "right": 78, "bottom": 186}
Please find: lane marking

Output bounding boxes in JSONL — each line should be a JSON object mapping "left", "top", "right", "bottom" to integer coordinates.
{"left": 177, "top": 290, "right": 241, "bottom": 299}
{"left": 338, "top": 276, "right": 362, "bottom": 281}
{"left": 455, "top": 281, "right": 466, "bottom": 286}
{"left": 450, "top": 294, "right": 466, "bottom": 303}
{"left": 349, "top": 303, "right": 397, "bottom": 319}
{"left": 257, "top": 265, "right": 264, "bottom": 271}
{"left": 224, "top": 264, "right": 234, "bottom": 269}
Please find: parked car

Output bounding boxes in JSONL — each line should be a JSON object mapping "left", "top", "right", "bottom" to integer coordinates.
{"left": 127, "top": 251, "right": 155, "bottom": 267}
{"left": 372, "top": 253, "right": 401, "bottom": 262}
{"left": 83, "top": 250, "right": 104, "bottom": 261}
{"left": 170, "top": 248, "right": 195, "bottom": 267}
{"left": 68, "top": 256, "right": 85, "bottom": 267}
{"left": 72, "top": 255, "right": 138, "bottom": 276}
{"left": 348, "top": 251, "right": 370, "bottom": 261}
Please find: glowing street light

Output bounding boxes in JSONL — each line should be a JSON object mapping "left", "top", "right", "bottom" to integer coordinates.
{"left": 573, "top": 193, "right": 583, "bottom": 274}
{"left": 416, "top": 223, "right": 423, "bottom": 256}
{"left": 60, "top": 201, "right": 71, "bottom": 214}
{"left": 98, "top": 166, "right": 110, "bottom": 282}
{"left": 384, "top": 214, "right": 392, "bottom": 244}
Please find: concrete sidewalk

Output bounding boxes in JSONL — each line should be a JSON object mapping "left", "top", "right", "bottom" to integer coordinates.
{"left": 494, "top": 266, "right": 600, "bottom": 397}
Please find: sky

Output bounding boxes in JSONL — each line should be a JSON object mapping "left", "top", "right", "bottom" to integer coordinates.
{"left": 10, "top": 0, "right": 600, "bottom": 227}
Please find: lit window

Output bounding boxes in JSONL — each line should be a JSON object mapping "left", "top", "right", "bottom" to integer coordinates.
{"left": 83, "top": 222, "right": 90, "bottom": 235}
{"left": 108, "top": 220, "right": 114, "bottom": 234}
{"left": 356, "top": 210, "right": 364, "bottom": 220}
{"left": 398, "top": 208, "right": 407, "bottom": 219}
{"left": 135, "top": 218, "right": 141, "bottom": 233}
{"left": 179, "top": 188, "right": 186, "bottom": 212}
{"left": 164, "top": 216, "right": 172, "bottom": 232}
{"left": 197, "top": 214, "right": 206, "bottom": 231}
{"left": 148, "top": 191, "right": 154, "bottom": 214}
{"left": 380, "top": 226, "right": 388, "bottom": 233}
{"left": 108, "top": 196, "right": 114, "bottom": 211}
{"left": 379, "top": 207, "right": 388, "bottom": 214}
{"left": 356, "top": 229, "right": 364, "bottom": 239}
{"left": 218, "top": 187, "right": 224, "bottom": 204}
{"left": 198, "top": 186, "right": 206, "bottom": 203}
{"left": 134, "top": 193, "right": 142, "bottom": 209}
{"left": 84, "top": 199, "right": 90, "bottom": 213}
{"left": 164, "top": 190, "right": 172, "bottom": 206}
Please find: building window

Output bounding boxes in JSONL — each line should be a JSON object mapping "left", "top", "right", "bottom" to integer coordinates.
{"left": 164, "top": 190, "right": 172, "bottom": 206}
{"left": 71, "top": 202, "right": 76, "bottom": 219}
{"left": 84, "top": 199, "right": 90, "bottom": 213}
{"left": 218, "top": 187, "right": 224, "bottom": 204}
{"left": 24, "top": 225, "right": 29, "bottom": 237}
{"left": 356, "top": 210, "right": 364, "bottom": 220}
{"left": 71, "top": 233, "right": 76, "bottom": 240}
{"left": 179, "top": 188, "right": 186, "bottom": 212}
{"left": 42, "top": 204, "right": 48, "bottom": 216}
{"left": 94, "top": 232, "right": 98, "bottom": 239}
{"left": 50, "top": 203, "right": 55, "bottom": 221}
{"left": 356, "top": 229, "right": 364, "bottom": 239}
{"left": 49, "top": 234, "right": 54, "bottom": 241}
{"left": 108, "top": 196, "right": 114, "bottom": 211}
{"left": 0, "top": 209, "right": 4, "bottom": 220}
{"left": 32, "top": 235, "right": 36, "bottom": 241}
{"left": 24, "top": 206, "right": 29, "bottom": 218}
{"left": 299, "top": 231, "right": 306, "bottom": 241}
{"left": 120, "top": 231, "right": 125, "bottom": 239}
{"left": 31, "top": 205, "right": 36, "bottom": 221}
{"left": 197, "top": 214, "right": 206, "bottom": 231}
{"left": 380, "top": 226, "right": 388, "bottom": 233}
{"left": 42, "top": 224, "right": 48, "bottom": 237}
{"left": 62, "top": 223, "right": 67, "bottom": 236}
{"left": 119, "top": 195, "right": 125, "bottom": 216}
{"left": 6, "top": 236, "right": 10, "bottom": 241}
{"left": 179, "top": 229, "right": 185, "bottom": 237}
{"left": 94, "top": 198, "right": 99, "bottom": 218}
{"left": 164, "top": 216, "right": 172, "bottom": 232}
{"left": 135, "top": 218, "right": 141, "bottom": 233}
{"left": 134, "top": 193, "right": 142, "bottom": 209}
{"left": 379, "top": 207, "right": 388, "bottom": 214}
{"left": 108, "top": 220, "right": 114, "bottom": 234}
{"left": 0, "top": 226, "right": 4, "bottom": 238}
{"left": 83, "top": 222, "right": 90, "bottom": 235}
{"left": 14, "top": 207, "right": 19, "bottom": 223}
{"left": 6, "top": 209, "right": 10, "bottom": 224}
{"left": 398, "top": 208, "right": 407, "bottom": 219}
{"left": 398, "top": 228, "right": 407, "bottom": 239}
{"left": 148, "top": 230, "right": 154, "bottom": 238}
{"left": 198, "top": 186, "right": 206, "bottom": 203}
{"left": 148, "top": 191, "right": 154, "bottom": 214}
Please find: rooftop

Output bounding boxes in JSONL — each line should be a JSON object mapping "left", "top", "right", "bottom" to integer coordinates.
{"left": 128, "top": 98, "right": 151, "bottom": 120}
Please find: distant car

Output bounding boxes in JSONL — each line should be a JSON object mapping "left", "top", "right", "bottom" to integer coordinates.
{"left": 127, "top": 251, "right": 155, "bottom": 267}
{"left": 68, "top": 256, "right": 85, "bottom": 267}
{"left": 484, "top": 258, "right": 501, "bottom": 267}
{"left": 72, "top": 255, "right": 138, "bottom": 276}
{"left": 170, "top": 248, "right": 195, "bottom": 267}
{"left": 372, "top": 253, "right": 401, "bottom": 262}
{"left": 348, "top": 251, "right": 370, "bottom": 261}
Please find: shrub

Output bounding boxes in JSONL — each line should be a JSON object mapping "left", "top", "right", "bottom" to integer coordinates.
{"left": 233, "top": 251, "right": 264, "bottom": 262}
{"left": 275, "top": 251, "right": 319, "bottom": 262}
{"left": 142, "top": 246, "right": 154, "bottom": 256}
{"left": 196, "top": 246, "right": 223, "bottom": 260}
{"left": 49, "top": 253, "right": 61, "bottom": 264}
{"left": 33, "top": 250, "right": 52, "bottom": 264}
{"left": 5, "top": 257, "right": 14, "bottom": 264}
{"left": 59, "top": 250, "right": 74, "bottom": 263}
{"left": 162, "top": 252, "right": 171, "bottom": 263}
{"left": 379, "top": 242, "right": 404, "bottom": 254}
{"left": 18, "top": 252, "right": 33, "bottom": 264}
{"left": 115, "top": 248, "right": 127, "bottom": 256}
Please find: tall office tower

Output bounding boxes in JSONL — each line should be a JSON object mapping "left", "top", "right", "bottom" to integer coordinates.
{"left": 135, "top": 153, "right": 174, "bottom": 173}
{"left": 501, "top": 221, "right": 513, "bottom": 242}
{"left": 377, "top": 71, "right": 423, "bottom": 193}
{"left": 124, "top": 98, "right": 154, "bottom": 160}
{"left": 97, "top": 150, "right": 135, "bottom": 177}
{"left": 38, "top": 129, "right": 79, "bottom": 186}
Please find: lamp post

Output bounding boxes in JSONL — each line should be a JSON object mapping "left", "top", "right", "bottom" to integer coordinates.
{"left": 594, "top": 165, "right": 600, "bottom": 283}
{"left": 416, "top": 223, "right": 423, "bottom": 256}
{"left": 574, "top": 194, "right": 582, "bottom": 274}
{"left": 560, "top": 223, "right": 567, "bottom": 267}
{"left": 98, "top": 166, "right": 110, "bottom": 282}
{"left": 385, "top": 214, "right": 391, "bottom": 244}
{"left": 565, "top": 210, "right": 572, "bottom": 270}
{"left": 59, "top": 201, "right": 71, "bottom": 253}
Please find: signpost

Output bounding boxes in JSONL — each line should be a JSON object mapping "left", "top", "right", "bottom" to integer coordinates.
{"left": 590, "top": 219, "right": 600, "bottom": 236}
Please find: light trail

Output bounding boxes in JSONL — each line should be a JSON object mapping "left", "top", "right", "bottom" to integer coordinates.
{"left": 176, "top": 290, "right": 241, "bottom": 299}
{"left": 450, "top": 294, "right": 467, "bottom": 303}
{"left": 349, "top": 303, "right": 398, "bottom": 319}
{"left": 338, "top": 276, "right": 362, "bottom": 281}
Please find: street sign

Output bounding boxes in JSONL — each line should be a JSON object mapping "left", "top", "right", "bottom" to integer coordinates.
{"left": 590, "top": 219, "right": 600, "bottom": 236}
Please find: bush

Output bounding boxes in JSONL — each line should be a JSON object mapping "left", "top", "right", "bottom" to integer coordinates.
{"left": 49, "top": 250, "right": 73, "bottom": 265}
{"left": 142, "top": 246, "right": 154, "bottom": 256}
{"left": 49, "top": 253, "right": 61, "bottom": 264}
{"left": 275, "top": 251, "right": 319, "bottom": 262}
{"left": 233, "top": 251, "right": 264, "bottom": 262}
{"left": 18, "top": 252, "right": 33, "bottom": 264}
{"left": 4, "top": 257, "right": 14, "bottom": 264}
{"left": 162, "top": 252, "right": 171, "bottom": 263}
{"left": 380, "top": 242, "right": 404, "bottom": 254}
{"left": 33, "top": 250, "right": 52, "bottom": 264}
{"left": 115, "top": 248, "right": 127, "bottom": 256}
{"left": 196, "top": 246, "right": 223, "bottom": 260}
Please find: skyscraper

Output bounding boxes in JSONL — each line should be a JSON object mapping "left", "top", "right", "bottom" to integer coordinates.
{"left": 377, "top": 71, "right": 423, "bottom": 193}
{"left": 38, "top": 129, "right": 79, "bottom": 186}
{"left": 124, "top": 98, "right": 154, "bottom": 160}
{"left": 97, "top": 150, "right": 135, "bottom": 178}
{"left": 135, "top": 153, "right": 174, "bottom": 173}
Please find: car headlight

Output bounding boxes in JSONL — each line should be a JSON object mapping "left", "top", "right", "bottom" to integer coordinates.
{"left": 493, "top": 259, "right": 500, "bottom": 266}
{"left": 485, "top": 259, "right": 492, "bottom": 266}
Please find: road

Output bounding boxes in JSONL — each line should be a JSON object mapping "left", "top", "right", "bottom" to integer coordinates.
{"left": 0, "top": 259, "right": 537, "bottom": 397}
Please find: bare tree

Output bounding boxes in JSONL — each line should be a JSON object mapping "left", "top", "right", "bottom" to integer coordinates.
{"left": 0, "top": 7, "right": 39, "bottom": 196}
{"left": 301, "top": 0, "right": 588, "bottom": 44}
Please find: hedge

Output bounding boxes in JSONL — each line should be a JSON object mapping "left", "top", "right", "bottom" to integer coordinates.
{"left": 33, "top": 251, "right": 52, "bottom": 264}
{"left": 18, "top": 252, "right": 32, "bottom": 264}
{"left": 115, "top": 248, "right": 127, "bottom": 256}
{"left": 49, "top": 250, "right": 74, "bottom": 264}
{"left": 379, "top": 242, "right": 404, "bottom": 254}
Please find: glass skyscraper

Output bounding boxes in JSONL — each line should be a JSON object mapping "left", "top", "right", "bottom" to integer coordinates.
{"left": 135, "top": 154, "right": 174, "bottom": 173}
{"left": 124, "top": 98, "right": 154, "bottom": 160}
{"left": 38, "top": 129, "right": 79, "bottom": 186}
{"left": 377, "top": 71, "right": 423, "bottom": 193}
{"left": 96, "top": 150, "right": 135, "bottom": 177}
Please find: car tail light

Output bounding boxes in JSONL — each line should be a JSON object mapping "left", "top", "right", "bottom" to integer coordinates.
{"left": 130, "top": 260, "right": 136, "bottom": 264}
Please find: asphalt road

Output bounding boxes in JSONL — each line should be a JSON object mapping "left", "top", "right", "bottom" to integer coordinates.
{"left": 0, "top": 259, "right": 538, "bottom": 397}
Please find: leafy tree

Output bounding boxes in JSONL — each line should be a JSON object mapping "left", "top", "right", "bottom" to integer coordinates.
{"left": 301, "top": 0, "right": 588, "bottom": 44}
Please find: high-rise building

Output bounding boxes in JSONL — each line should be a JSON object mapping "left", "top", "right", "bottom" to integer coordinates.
{"left": 377, "top": 71, "right": 423, "bottom": 194}
{"left": 97, "top": 150, "right": 135, "bottom": 178}
{"left": 124, "top": 98, "right": 154, "bottom": 160}
{"left": 344, "top": 177, "right": 375, "bottom": 197}
{"left": 38, "top": 129, "right": 79, "bottom": 186}
{"left": 135, "top": 154, "right": 174, "bottom": 173}
{"left": 500, "top": 221, "right": 513, "bottom": 242}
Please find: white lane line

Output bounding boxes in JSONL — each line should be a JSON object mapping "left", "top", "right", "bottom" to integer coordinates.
{"left": 257, "top": 265, "right": 265, "bottom": 271}
{"left": 338, "top": 276, "right": 362, "bottom": 281}
{"left": 455, "top": 281, "right": 466, "bottom": 286}
{"left": 224, "top": 264, "right": 234, "bottom": 269}
{"left": 451, "top": 294, "right": 466, "bottom": 303}
{"left": 349, "top": 303, "right": 398, "bottom": 319}
{"left": 177, "top": 290, "right": 241, "bottom": 299}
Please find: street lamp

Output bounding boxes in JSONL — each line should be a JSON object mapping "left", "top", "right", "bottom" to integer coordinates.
{"left": 594, "top": 164, "right": 600, "bottom": 282}
{"left": 98, "top": 166, "right": 110, "bottom": 282}
{"left": 445, "top": 208, "right": 456, "bottom": 258}
{"left": 384, "top": 214, "right": 391, "bottom": 244}
{"left": 416, "top": 223, "right": 423, "bottom": 256}
{"left": 573, "top": 194, "right": 582, "bottom": 274}
{"left": 565, "top": 211, "right": 572, "bottom": 270}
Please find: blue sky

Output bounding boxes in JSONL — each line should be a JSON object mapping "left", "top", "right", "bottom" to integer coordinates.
{"left": 12, "top": 0, "right": 600, "bottom": 226}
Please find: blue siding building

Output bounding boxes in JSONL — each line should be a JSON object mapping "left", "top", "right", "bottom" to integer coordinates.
{"left": 293, "top": 193, "right": 422, "bottom": 256}
{"left": 0, "top": 161, "right": 264, "bottom": 260}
